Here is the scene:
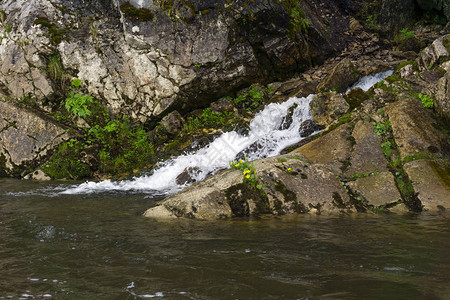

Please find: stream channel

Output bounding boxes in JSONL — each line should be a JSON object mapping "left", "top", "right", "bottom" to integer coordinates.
{"left": 1, "top": 72, "right": 449, "bottom": 299}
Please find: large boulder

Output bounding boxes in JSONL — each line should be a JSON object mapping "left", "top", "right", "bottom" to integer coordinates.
{"left": 292, "top": 124, "right": 354, "bottom": 174}
{"left": 347, "top": 172, "right": 404, "bottom": 208}
{"left": 417, "top": 34, "right": 450, "bottom": 71}
{"left": 316, "top": 58, "right": 360, "bottom": 93}
{"left": 144, "top": 154, "right": 355, "bottom": 220}
{"left": 404, "top": 159, "right": 450, "bottom": 211}
{"left": 386, "top": 97, "right": 448, "bottom": 159}
{"left": 345, "top": 120, "right": 389, "bottom": 176}
{"left": 0, "top": 100, "right": 70, "bottom": 177}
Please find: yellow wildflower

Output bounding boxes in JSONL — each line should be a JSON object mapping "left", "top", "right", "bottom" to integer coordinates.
{"left": 288, "top": 168, "right": 291, "bottom": 171}
{"left": 235, "top": 163, "right": 240, "bottom": 167}
{"left": 230, "top": 161, "right": 233, "bottom": 165}
{"left": 246, "top": 174, "right": 250, "bottom": 179}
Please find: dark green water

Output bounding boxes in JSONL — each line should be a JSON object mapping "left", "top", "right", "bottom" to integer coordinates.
{"left": 0, "top": 178, "right": 449, "bottom": 299}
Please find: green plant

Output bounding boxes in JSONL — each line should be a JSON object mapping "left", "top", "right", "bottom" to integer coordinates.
{"left": 230, "top": 159, "right": 262, "bottom": 189}
{"left": 5, "top": 24, "right": 11, "bottom": 33}
{"left": 381, "top": 141, "right": 392, "bottom": 158}
{"left": 418, "top": 93, "right": 434, "bottom": 109}
{"left": 41, "top": 139, "right": 91, "bottom": 180}
{"left": 372, "top": 120, "right": 392, "bottom": 136}
{"left": 64, "top": 79, "right": 94, "bottom": 118}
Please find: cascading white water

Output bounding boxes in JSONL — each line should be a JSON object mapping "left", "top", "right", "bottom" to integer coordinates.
{"left": 61, "top": 70, "right": 393, "bottom": 195}
{"left": 62, "top": 95, "right": 314, "bottom": 195}
{"left": 347, "top": 70, "right": 393, "bottom": 92}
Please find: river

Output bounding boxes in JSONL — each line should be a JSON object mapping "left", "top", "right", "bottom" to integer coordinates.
{"left": 1, "top": 178, "right": 449, "bottom": 299}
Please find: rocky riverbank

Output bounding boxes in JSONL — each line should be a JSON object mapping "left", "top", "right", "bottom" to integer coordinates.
{"left": 145, "top": 34, "right": 450, "bottom": 219}
{"left": 0, "top": 0, "right": 449, "bottom": 217}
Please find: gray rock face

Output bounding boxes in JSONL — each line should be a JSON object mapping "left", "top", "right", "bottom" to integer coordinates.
{"left": 386, "top": 97, "right": 448, "bottom": 159}
{"left": 0, "top": 0, "right": 354, "bottom": 123}
{"left": 435, "top": 70, "right": 450, "bottom": 122}
{"left": 0, "top": 100, "right": 70, "bottom": 176}
{"left": 345, "top": 120, "right": 388, "bottom": 176}
{"left": 404, "top": 159, "right": 450, "bottom": 211}
{"left": 316, "top": 58, "right": 360, "bottom": 93}
{"left": 309, "top": 92, "right": 350, "bottom": 128}
{"left": 417, "top": 34, "right": 450, "bottom": 71}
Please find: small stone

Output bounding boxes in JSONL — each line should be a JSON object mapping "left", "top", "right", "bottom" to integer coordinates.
{"left": 160, "top": 110, "right": 185, "bottom": 136}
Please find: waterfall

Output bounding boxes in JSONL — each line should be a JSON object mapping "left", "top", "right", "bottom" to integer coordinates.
{"left": 61, "top": 70, "right": 393, "bottom": 195}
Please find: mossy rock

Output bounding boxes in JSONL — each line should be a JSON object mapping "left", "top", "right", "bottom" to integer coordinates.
{"left": 120, "top": 2, "right": 154, "bottom": 22}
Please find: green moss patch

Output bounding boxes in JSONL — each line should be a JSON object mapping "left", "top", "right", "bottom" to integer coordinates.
{"left": 120, "top": 2, "right": 154, "bottom": 22}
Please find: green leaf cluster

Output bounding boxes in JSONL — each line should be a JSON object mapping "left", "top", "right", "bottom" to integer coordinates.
{"left": 64, "top": 79, "right": 94, "bottom": 118}
{"left": 232, "top": 85, "right": 266, "bottom": 110}
{"left": 230, "top": 159, "right": 262, "bottom": 189}
{"left": 372, "top": 120, "right": 392, "bottom": 136}
{"left": 418, "top": 93, "right": 434, "bottom": 109}
{"left": 183, "top": 108, "right": 235, "bottom": 132}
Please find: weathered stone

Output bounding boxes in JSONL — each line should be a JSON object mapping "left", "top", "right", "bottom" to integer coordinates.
{"left": 345, "top": 120, "right": 388, "bottom": 176}
{"left": 310, "top": 92, "right": 350, "bottom": 128}
{"left": 0, "top": 101, "right": 70, "bottom": 176}
{"left": 435, "top": 71, "right": 450, "bottom": 122}
{"left": 404, "top": 159, "right": 450, "bottom": 211}
{"left": 160, "top": 110, "right": 185, "bottom": 136}
{"left": 347, "top": 172, "right": 402, "bottom": 207}
{"left": 317, "top": 58, "right": 360, "bottom": 93}
{"left": 144, "top": 168, "right": 240, "bottom": 220}
{"left": 23, "top": 168, "right": 51, "bottom": 181}
{"left": 1, "top": 0, "right": 357, "bottom": 124}
{"left": 379, "top": 0, "right": 416, "bottom": 33}
{"left": 292, "top": 124, "right": 354, "bottom": 174}
{"left": 386, "top": 97, "right": 447, "bottom": 159}
{"left": 417, "top": 34, "right": 450, "bottom": 71}
{"left": 345, "top": 87, "right": 369, "bottom": 109}
{"left": 210, "top": 98, "right": 234, "bottom": 113}
{"left": 298, "top": 120, "right": 319, "bottom": 137}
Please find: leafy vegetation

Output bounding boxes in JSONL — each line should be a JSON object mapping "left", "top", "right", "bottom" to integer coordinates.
{"left": 45, "top": 79, "right": 155, "bottom": 178}
{"left": 33, "top": 16, "right": 66, "bottom": 45}
{"left": 230, "top": 159, "right": 262, "bottom": 189}
{"left": 232, "top": 85, "right": 267, "bottom": 111}
{"left": 372, "top": 120, "right": 392, "bottom": 136}
{"left": 64, "top": 79, "right": 94, "bottom": 118}
{"left": 418, "top": 93, "right": 434, "bottom": 109}
{"left": 182, "top": 108, "right": 235, "bottom": 132}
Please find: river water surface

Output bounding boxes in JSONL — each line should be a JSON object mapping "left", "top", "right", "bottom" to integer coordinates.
{"left": 1, "top": 179, "right": 449, "bottom": 299}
